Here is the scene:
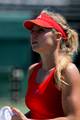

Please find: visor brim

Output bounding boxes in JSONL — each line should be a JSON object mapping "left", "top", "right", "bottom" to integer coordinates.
{"left": 24, "top": 19, "right": 53, "bottom": 30}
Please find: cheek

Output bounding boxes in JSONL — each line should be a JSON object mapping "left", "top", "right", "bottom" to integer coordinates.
{"left": 44, "top": 33, "right": 57, "bottom": 47}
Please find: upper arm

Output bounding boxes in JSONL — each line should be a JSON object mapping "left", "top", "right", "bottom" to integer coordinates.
{"left": 68, "top": 64, "right": 80, "bottom": 113}
{"left": 64, "top": 63, "right": 80, "bottom": 95}
{"left": 62, "top": 63, "right": 80, "bottom": 115}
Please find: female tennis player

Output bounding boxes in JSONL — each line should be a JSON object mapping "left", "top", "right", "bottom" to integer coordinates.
{"left": 11, "top": 8, "right": 80, "bottom": 120}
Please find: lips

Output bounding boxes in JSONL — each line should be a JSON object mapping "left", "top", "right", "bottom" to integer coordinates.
{"left": 32, "top": 41, "right": 38, "bottom": 44}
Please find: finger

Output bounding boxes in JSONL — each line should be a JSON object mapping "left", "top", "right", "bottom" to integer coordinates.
{"left": 11, "top": 107, "right": 27, "bottom": 119}
{"left": 12, "top": 115, "right": 21, "bottom": 120}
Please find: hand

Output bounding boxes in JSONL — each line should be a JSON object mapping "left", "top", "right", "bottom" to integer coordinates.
{"left": 11, "top": 107, "right": 30, "bottom": 120}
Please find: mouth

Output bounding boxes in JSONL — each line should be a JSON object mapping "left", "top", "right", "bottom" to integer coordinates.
{"left": 32, "top": 41, "right": 38, "bottom": 44}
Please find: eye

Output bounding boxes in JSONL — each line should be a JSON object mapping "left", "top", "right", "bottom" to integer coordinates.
{"left": 37, "top": 28, "right": 45, "bottom": 33}
{"left": 30, "top": 27, "right": 48, "bottom": 34}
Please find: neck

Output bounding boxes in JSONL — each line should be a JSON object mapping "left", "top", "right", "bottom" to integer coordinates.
{"left": 40, "top": 50, "right": 58, "bottom": 71}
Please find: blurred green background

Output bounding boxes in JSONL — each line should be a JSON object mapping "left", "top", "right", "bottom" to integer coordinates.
{"left": 0, "top": 9, "right": 32, "bottom": 113}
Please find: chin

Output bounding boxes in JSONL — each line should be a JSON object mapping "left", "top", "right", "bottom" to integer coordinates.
{"left": 32, "top": 47, "right": 39, "bottom": 52}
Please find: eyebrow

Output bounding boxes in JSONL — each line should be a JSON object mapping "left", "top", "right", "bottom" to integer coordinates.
{"left": 31, "top": 28, "right": 43, "bottom": 32}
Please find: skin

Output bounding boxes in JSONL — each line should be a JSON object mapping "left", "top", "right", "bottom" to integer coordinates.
{"left": 11, "top": 25, "right": 80, "bottom": 120}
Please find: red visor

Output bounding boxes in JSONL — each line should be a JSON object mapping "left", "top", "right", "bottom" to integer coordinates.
{"left": 24, "top": 12, "right": 67, "bottom": 40}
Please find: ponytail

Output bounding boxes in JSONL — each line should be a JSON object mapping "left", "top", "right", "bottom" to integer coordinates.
{"left": 55, "top": 29, "right": 79, "bottom": 89}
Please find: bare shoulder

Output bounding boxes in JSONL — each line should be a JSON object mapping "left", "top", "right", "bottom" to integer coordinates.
{"left": 27, "top": 63, "right": 39, "bottom": 79}
{"left": 63, "top": 62, "right": 80, "bottom": 84}
{"left": 28, "top": 63, "right": 39, "bottom": 71}
{"left": 65, "top": 63, "right": 79, "bottom": 73}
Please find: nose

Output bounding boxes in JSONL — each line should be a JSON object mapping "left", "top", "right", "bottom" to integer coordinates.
{"left": 30, "top": 33, "right": 37, "bottom": 44}
{"left": 31, "top": 31, "right": 39, "bottom": 39}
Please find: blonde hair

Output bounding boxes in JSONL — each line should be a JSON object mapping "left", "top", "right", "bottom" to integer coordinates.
{"left": 42, "top": 9, "right": 79, "bottom": 88}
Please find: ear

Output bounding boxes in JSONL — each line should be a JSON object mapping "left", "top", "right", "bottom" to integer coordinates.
{"left": 56, "top": 32, "right": 62, "bottom": 41}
